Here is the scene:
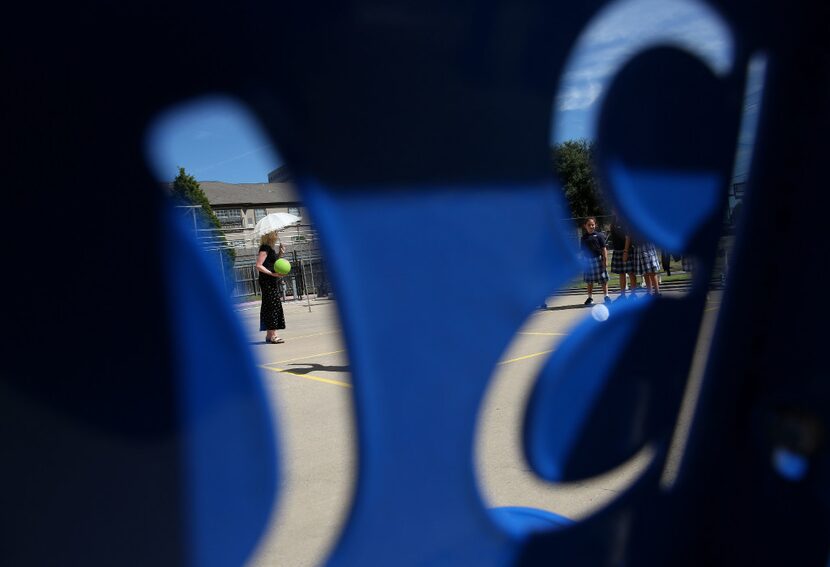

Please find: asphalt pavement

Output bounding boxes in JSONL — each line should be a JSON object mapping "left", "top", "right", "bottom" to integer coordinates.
{"left": 238, "top": 289, "right": 722, "bottom": 567}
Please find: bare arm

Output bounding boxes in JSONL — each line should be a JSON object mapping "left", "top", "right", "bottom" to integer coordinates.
{"left": 255, "top": 251, "right": 283, "bottom": 277}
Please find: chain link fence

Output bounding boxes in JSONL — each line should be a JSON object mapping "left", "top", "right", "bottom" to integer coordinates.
{"left": 194, "top": 216, "right": 732, "bottom": 301}
{"left": 223, "top": 224, "right": 332, "bottom": 302}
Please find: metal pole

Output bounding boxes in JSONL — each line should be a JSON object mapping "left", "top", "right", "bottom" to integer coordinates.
{"left": 302, "top": 259, "right": 312, "bottom": 312}
{"left": 308, "top": 254, "right": 317, "bottom": 299}
{"left": 218, "top": 250, "right": 227, "bottom": 294}
{"left": 294, "top": 248, "right": 305, "bottom": 299}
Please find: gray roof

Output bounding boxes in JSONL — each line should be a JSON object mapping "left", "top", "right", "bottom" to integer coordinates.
{"left": 197, "top": 181, "right": 299, "bottom": 206}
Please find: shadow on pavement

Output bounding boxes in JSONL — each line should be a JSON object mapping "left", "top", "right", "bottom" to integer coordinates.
{"left": 286, "top": 363, "right": 351, "bottom": 374}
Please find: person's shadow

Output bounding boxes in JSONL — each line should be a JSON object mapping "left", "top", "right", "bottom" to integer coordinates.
{"left": 542, "top": 303, "right": 596, "bottom": 312}
{"left": 286, "top": 363, "right": 351, "bottom": 375}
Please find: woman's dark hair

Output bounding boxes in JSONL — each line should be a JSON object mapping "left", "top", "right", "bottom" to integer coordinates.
{"left": 581, "top": 216, "right": 598, "bottom": 237}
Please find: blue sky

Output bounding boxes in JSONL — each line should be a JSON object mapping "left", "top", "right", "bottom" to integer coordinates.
{"left": 146, "top": 98, "right": 282, "bottom": 184}
{"left": 145, "top": 0, "right": 762, "bottom": 184}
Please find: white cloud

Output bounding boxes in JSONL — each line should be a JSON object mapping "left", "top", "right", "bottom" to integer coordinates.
{"left": 552, "top": 0, "right": 735, "bottom": 142}
{"left": 557, "top": 82, "right": 603, "bottom": 111}
{"left": 192, "top": 144, "right": 273, "bottom": 175}
{"left": 730, "top": 54, "right": 768, "bottom": 178}
{"left": 580, "top": 0, "right": 731, "bottom": 64}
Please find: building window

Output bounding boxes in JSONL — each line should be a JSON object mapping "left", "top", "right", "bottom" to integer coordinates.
{"left": 215, "top": 208, "right": 243, "bottom": 229}
{"left": 254, "top": 208, "right": 267, "bottom": 223}
{"left": 287, "top": 206, "right": 300, "bottom": 216}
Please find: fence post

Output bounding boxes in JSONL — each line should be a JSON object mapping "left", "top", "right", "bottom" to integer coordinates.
{"left": 218, "top": 250, "right": 227, "bottom": 295}
{"left": 308, "top": 258, "right": 317, "bottom": 298}
{"left": 301, "top": 258, "right": 312, "bottom": 312}
{"left": 291, "top": 249, "right": 303, "bottom": 299}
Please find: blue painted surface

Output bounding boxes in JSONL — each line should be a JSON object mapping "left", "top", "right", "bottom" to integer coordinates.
{"left": 4, "top": 0, "right": 829, "bottom": 566}
{"left": 490, "top": 507, "right": 574, "bottom": 539}
{"left": 303, "top": 183, "right": 577, "bottom": 566}
{"left": 773, "top": 448, "right": 809, "bottom": 483}
{"left": 607, "top": 163, "right": 722, "bottom": 252}
{"left": 164, "top": 207, "right": 279, "bottom": 567}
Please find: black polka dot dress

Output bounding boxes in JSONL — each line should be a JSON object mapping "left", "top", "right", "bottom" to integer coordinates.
{"left": 259, "top": 244, "right": 286, "bottom": 332}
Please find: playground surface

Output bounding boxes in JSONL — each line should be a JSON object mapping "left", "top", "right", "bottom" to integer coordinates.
{"left": 237, "top": 290, "right": 722, "bottom": 567}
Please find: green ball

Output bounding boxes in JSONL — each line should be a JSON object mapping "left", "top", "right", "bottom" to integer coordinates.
{"left": 274, "top": 258, "right": 291, "bottom": 275}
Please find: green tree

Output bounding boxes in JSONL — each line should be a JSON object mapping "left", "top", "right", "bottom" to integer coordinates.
{"left": 551, "top": 139, "right": 608, "bottom": 223}
{"left": 171, "top": 167, "right": 217, "bottom": 225}
{"left": 171, "top": 167, "right": 236, "bottom": 285}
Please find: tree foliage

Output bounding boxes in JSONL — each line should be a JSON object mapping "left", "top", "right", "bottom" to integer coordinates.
{"left": 551, "top": 139, "right": 608, "bottom": 223}
{"left": 171, "top": 167, "right": 236, "bottom": 270}
{"left": 171, "top": 167, "right": 221, "bottom": 230}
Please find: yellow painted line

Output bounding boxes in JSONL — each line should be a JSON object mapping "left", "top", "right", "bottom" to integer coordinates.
{"left": 518, "top": 332, "right": 568, "bottom": 336}
{"left": 498, "top": 350, "right": 553, "bottom": 365}
{"left": 261, "top": 365, "right": 352, "bottom": 388}
{"left": 265, "top": 349, "right": 346, "bottom": 366}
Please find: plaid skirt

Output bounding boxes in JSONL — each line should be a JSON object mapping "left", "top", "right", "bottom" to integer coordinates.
{"left": 610, "top": 249, "right": 633, "bottom": 274}
{"left": 582, "top": 255, "right": 609, "bottom": 284}
{"left": 634, "top": 242, "right": 661, "bottom": 275}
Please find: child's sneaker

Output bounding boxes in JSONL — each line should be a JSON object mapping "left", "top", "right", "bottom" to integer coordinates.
{"left": 584, "top": 297, "right": 593, "bottom": 306}
{"left": 604, "top": 295, "right": 612, "bottom": 304}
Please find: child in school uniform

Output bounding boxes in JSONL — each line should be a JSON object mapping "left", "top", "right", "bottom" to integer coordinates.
{"left": 580, "top": 217, "right": 611, "bottom": 305}
{"left": 630, "top": 239, "right": 662, "bottom": 297}
{"left": 621, "top": 237, "right": 639, "bottom": 297}
{"left": 661, "top": 249, "right": 673, "bottom": 277}
{"left": 609, "top": 213, "right": 634, "bottom": 301}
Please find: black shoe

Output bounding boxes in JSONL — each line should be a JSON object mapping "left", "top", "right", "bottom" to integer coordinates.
{"left": 584, "top": 297, "right": 593, "bottom": 306}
